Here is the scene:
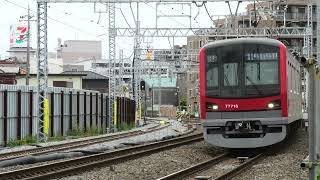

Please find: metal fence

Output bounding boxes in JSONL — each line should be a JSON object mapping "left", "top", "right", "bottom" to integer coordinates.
{"left": 0, "top": 84, "right": 135, "bottom": 146}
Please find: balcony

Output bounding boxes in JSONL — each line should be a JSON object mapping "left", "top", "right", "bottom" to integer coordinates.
{"left": 274, "top": 12, "right": 317, "bottom": 22}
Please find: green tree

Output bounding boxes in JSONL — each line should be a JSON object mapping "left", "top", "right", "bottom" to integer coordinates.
{"left": 179, "top": 98, "right": 187, "bottom": 111}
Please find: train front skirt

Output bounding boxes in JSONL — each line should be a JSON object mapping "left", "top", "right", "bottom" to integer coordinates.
{"left": 203, "top": 117, "right": 288, "bottom": 148}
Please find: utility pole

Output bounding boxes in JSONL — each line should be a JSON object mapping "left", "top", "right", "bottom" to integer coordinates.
{"left": 26, "top": 6, "right": 31, "bottom": 85}
{"left": 144, "top": 90, "right": 146, "bottom": 125}
{"left": 307, "top": 58, "right": 317, "bottom": 180}
{"left": 20, "top": 5, "right": 35, "bottom": 85}
{"left": 316, "top": 1, "right": 320, "bottom": 178}
{"left": 26, "top": 5, "right": 31, "bottom": 86}
{"left": 151, "top": 84, "right": 154, "bottom": 117}
{"left": 158, "top": 69, "right": 161, "bottom": 117}
{"left": 300, "top": 2, "right": 319, "bottom": 179}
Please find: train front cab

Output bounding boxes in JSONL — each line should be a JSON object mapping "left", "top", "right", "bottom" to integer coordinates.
{"left": 203, "top": 111, "right": 288, "bottom": 148}
{"left": 200, "top": 38, "right": 294, "bottom": 149}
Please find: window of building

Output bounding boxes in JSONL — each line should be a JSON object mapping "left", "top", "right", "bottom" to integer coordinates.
{"left": 297, "top": 8, "right": 305, "bottom": 19}
{"left": 189, "top": 74, "right": 193, "bottom": 81}
{"left": 53, "top": 81, "right": 73, "bottom": 88}
{"left": 189, "top": 89, "right": 192, "bottom": 96}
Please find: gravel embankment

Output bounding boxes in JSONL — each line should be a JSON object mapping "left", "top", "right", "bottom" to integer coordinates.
{"left": 60, "top": 128, "right": 308, "bottom": 180}
{"left": 0, "top": 124, "right": 187, "bottom": 173}
{"left": 0, "top": 123, "right": 159, "bottom": 155}
{"left": 58, "top": 141, "right": 223, "bottom": 180}
{"left": 233, "top": 129, "right": 309, "bottom": 180}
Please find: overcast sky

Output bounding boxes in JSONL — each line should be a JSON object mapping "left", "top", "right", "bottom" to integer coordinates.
{"left": 0, "top": 0, "right": 249, "bottom": 59}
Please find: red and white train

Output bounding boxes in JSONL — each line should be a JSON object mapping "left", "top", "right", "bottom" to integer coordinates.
{"left": 199, "top": 38, "right": 302, "bottom": 148}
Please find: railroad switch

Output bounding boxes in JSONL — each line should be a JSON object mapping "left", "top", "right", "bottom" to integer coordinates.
{"left": 194, "top": 175, "right": 211, "bottom": 180}
{"left": 237, "top": 157, "right": 249, "bottom": 163}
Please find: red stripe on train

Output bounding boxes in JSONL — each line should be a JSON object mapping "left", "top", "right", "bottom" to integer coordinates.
{"left": 206, "top": 96, "right": 281, "bottom": 111}
{"left": 279, "top": 43, "right": 288, "bottom": 117}
{"left": 199, "top": 48, "right": 206, "bottom": 120}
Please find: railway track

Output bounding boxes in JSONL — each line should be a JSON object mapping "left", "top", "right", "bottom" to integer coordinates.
{"left": 0, "top": 133, "right": 203, "bottom": 180}
{"left": 157, "top": 151, "right": 266, "bottom": 180}
{"left": 0, "top": 124, "right": 168, "bottom": 162}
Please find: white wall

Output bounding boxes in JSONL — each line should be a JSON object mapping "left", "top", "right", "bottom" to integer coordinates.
{"left": 30, "top": 57, "right": 64, "bottom": 74}
{"left": 17, "top": 75, "right": 82, "bottom": 89}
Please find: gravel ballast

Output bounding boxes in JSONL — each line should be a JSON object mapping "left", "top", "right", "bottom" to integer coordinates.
{"left": 58, "top": 141, "right": 223, "bottom": 180}
{"left": 233, "top": 129, "right": 309, "bottom": 180}
{"left": 0, "top": 123, "right": 160, "bottom": 155}
{"left": 0, "top": 121, "right": 192, "bottom": 173}
{"left": 60, "top": 128, "right": 308, "bottom": 180}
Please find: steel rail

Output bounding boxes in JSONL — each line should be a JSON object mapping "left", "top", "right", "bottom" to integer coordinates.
{"left": 215, "top": 152, "right": 265, "bottom": 180}
{"left": 0, "top": 124, "right": 167, "bottom": 162}
{"left": 157, "top": 153, "right": 228, "bottom": 180}
{"left": 0, "top": 133, "right": 203, "bottom": 180}
{"left": 157, "top": 151, "right": 266, "bottom": 180}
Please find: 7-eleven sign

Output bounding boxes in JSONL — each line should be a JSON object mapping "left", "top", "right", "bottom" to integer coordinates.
{"left": 10, "top": 25, "right": 29, "bottom": 48}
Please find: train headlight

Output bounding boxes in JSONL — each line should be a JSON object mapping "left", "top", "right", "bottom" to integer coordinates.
{"left": 267, "top": 100, "right": 281, "bottom": 109}
{"left": 206, "top": 102, "right": 219, "bottom": 111}
{"left": 267, "top": 103, "right": 275, "bottom": 109}
{"left": 212, "top": 105, "right": 219, "bottom": 110}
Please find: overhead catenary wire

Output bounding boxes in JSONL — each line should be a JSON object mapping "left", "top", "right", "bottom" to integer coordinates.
{"left": 144, "top": 2, "right": 188, "bottom": 28}
{"left": 4, "top": 0, "right": 105, "bottom": 39}
{"left": 203, "top": 2, "right": 215, "bottom": 23}
{"left": 5, "top": 0, "right": 134, "bottom": 57}
{"left": 130, "top": 2, "right": 137, "bottom": 26}
{"left": 165, "top": 3, "right": 201, "bottom": 25}
{"left": 120, "top": 7, "right": 133, "bottom": 29}
{"left": 20, "top": 0, "right": 108, "bottom": 28}
{"left": 193, "top": 6, "right": 201, "bottom": 26}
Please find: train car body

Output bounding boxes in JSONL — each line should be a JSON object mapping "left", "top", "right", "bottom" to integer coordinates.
{"left": 199, "top": 38, "right": 302, "bottom": 148}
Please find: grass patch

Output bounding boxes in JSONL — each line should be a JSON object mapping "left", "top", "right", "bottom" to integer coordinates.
{"left": 4, "top": 123, "right": 136, "bottom": 147}
{"left": 119, "top": 122, "right": 135, "bottom": 131}
{"left": 318, "top": 164, "right": 320, "bottom": 180}
{"left": 67, "top": 127, "right": 104, "bottom": 137}
{"left": 6, "top": 136, "right": 37, "bottom": 147}
{"left": 48, "top": 136, "right": 65, "bottom": 142}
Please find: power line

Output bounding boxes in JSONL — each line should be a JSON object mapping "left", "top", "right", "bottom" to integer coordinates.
{"left": 144, "top": 2, "right": 188, "bottom": 28}
{"left": 47, "top": 5, "right": 107, "bottom": 28}
{"left": 5, "top": 0, "right": 134, "bottom": 57}
{"left": 4, "top": 0, "right": 105, "bottom": 39}
{"left": 165, "top": 3, "right": 200, "bottom": 25}
{"left": 120, "top": 7, "right": 133, "bottom": 29}
{"left": 203, "top": 2, "right": 215, "bottom": 23}
{"left": 129, "top": 2, "right": 137, "bottom": 25}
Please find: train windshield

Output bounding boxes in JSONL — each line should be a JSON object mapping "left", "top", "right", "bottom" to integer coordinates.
{"left": 206, "top": 44, "right": 280, "bottom": 98}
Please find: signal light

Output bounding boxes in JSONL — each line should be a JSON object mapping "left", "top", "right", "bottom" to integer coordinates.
{"left": 140, "top": 80, "right": 145, "bottom": 91}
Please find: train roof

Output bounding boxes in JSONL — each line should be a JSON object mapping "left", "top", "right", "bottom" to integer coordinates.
{"left": 202, "top": 38, "right": 283, "bottom": 50}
